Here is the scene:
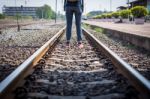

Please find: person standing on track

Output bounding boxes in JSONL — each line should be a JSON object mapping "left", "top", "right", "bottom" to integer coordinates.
{"left": 64, "top": 0, "right": 84, "bottom": 48}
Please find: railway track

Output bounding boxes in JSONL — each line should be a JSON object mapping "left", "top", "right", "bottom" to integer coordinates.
{"left": 0, "top": 23, "right": 64, "bottom": 82}
{"left": 83, "top": 24, "right": 150, "bottom": 80}
{"left": 0, "top": 27, "right": 150, "bottom": 99}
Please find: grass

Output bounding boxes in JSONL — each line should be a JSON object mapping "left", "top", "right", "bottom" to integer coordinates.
{"left": 82, "top": 23, "right": 104, "bottom": 33}
{"left": 82, "top": 23, "right": 90, "bottom": 29}
{"left": 124, "top": 42, "right": 137, "bottom": 49}
{"left": 94, "top": 27, "right": 104, "bottom": 33}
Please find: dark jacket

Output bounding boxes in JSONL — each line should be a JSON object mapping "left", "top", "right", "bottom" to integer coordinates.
{"left": 64, "top": 0, "right": 84, "bottom": 12}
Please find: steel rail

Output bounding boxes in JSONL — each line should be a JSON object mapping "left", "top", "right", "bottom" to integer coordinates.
{"left": 82, "top": 27, "right": 150, "bottom": 98}
{"left": 0, "top": 27, "right": 65, "bottom": 99}
{"left": 0, "top": 26, "right": 149, "bottom": 98}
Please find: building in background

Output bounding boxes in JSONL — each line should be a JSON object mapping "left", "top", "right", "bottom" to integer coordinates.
{"left": 128, "top": 0, "right": 150, "bottom": 11}
{"left": 117, "top": 0, "right": 150, "bottom": 11}
{"left": 117, "top": 6, "right": 127, "bottom": 10}
{"left": 2, "top": 5, "right": 40, "bottom": 18}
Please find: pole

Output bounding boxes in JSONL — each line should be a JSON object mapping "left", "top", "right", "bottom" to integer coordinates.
{"left": 21, "top": 5, "right": 23, "bottom": 22}
{"left": 127, "top": 0, "right": 130, "bottom": 21}
{"left": 55, "top": 0, "right": 57, "bottom": 23}
{"left": 127, "top": 0, "right": 129, "bottom": 9}
{"left": 110, "top": 0, "right": 112, "bottom": 12}
{"left": 42, "top": 7, "right": 43, "bottom": 19}
{"left": 15, "top": 0, "right": 20, "bottom": 32}
{"left": 62, "top": 0, "right": 63, "bottom": 20}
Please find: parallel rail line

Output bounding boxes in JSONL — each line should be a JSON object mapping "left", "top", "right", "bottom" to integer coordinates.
{"left": 0, "top": 27, "right": 149, "bottom": 99}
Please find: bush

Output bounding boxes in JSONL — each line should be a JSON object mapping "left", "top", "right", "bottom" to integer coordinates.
{"left": 96, "top": 15, "right": 102, "bottom": 19}
{"left": 131, "top": 6, "right": 148, "bottom": 18}
{"left": 36, "top": 4, "right": 55, "bottom": 19}
{"left": 101, "top": 14, "right": 107, "bottom": 19}
{"left": 93, "top": 15, "right": 97, "bottom": 19}
{"left": 106, "top": 13, "right": 112, "bottom": 18}
{"left": 0, "top": 13, "right": 5, "bottom": 19}
{"left": 111, "top": 12, "right": 120, "bottom": 18}
{"left": 94, "top": 13, "right": 112, "bottom": 19}
{"left": 93, "top": 15, "right": 102, "bottom": 19}
{"left": 120, "top": 9, "right": 131, "bottom": 18}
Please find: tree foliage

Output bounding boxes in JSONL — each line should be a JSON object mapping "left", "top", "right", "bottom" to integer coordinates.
{"left": 0, "top": 13, "right": 5, "bottom": 19}
{"left": 36, "top": 4, "right": 55, "bottom": 19}
{"left": 120, "top": 10, "right": 131, "bottom": 18}
{"left": 87, "top": 11, "right": 104, "bottom": 18}
{"left": 111, "top": 12, "right": 120, "bottom": 18}
{"left": 149, "top": 10, "right": 150, "bottom": 15}
{"left": 131, "top": 6, "right": 148, "bottom": 18}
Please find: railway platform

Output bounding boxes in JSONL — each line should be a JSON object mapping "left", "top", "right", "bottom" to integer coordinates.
{"left": 83, "top": 20, "right": 150, "bottom": 51}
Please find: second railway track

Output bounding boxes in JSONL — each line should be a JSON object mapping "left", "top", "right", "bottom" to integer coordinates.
{"left": 0, "top": 27, "right": 150, "bottom": 99}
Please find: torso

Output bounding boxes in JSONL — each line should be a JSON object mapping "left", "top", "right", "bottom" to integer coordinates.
{"left": 66, "top": 1, "right": 80, "bottom": 7}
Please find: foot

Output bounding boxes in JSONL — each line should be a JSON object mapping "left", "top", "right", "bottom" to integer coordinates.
{"left": 66, "top": 41, "right": 70, "bottom": 48}
{"left": 78, "top": 41, "right": 84, "bottom": 49}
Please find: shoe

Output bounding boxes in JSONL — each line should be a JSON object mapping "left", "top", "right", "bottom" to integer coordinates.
{"left": 66, "top": 41, "right": 70, "bottom": 48}
{"left": 78, "top": 41, "right": 84, "bottom": 49}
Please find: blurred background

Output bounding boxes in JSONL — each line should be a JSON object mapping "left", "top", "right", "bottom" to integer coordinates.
{"left": 0, "top": 0, "right": 150, "bottom": 25}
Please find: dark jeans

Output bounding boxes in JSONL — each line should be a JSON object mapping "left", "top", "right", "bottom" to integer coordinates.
{"left": 66, "top": 6, "right": 82, "bottom": 42}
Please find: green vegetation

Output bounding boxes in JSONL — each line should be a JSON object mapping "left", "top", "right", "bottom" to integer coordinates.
{"left": 93, "top": 12, "right": 120, "bottom": 19}
{"left": 82, "top": 23, "right": 90, "bottom": 29}
{"left": 0, "top": 13, "right": 5, "bottom": 19}
{"left": 101, "top": 14, "right": 107, "bottom": 19}
{"left": 93, "top": 15, "right": 102, "bottom": 19}
{"left": 120, "top": 9, "right": 131, "bottom": 18}
{"left": 111, "top": 12, "right": 120, "bottom": 18}
{"left": 92, "top": 6, "right": 148, "bottom": 20}
{"left": 82, "top": 23, "right": 104, "bottom": 33}
{"left": 86, "top": 10, "right": 104, "bottom": 18}
{"left": 36, "top": 4, "right": 55, "bottom": 19}
{"left": 131, "top": 6, "right": 148, "bottom": 18}
{"left": 148, "top": 10, "right": 150, "bottom": 15}
{"left": 93, "top": 13, "right": 114, "bottom": 19}
{"left": 125, "top": 43, "right": 137, "bottom": 49}
{"left": 22, "top": 16, "right": 33, "bottom": 19}
{"left": 15, "top": 14, "right": 22, "bottom": 19}
{"left": 94, "top": 27, "right": 104, "bottom": 33}
{"left": 106, "top": 13, "right": 112, "bottom": 19}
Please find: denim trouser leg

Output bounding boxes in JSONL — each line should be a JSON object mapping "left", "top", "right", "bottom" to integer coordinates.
{"left": 66, "top": 7, "right": 73, "bottom": 41}
{"left": 66, "top": 7, "right": 82, "bottom": 42}
{"left": 75, "top": 7, "right": 82, "bottom": 41}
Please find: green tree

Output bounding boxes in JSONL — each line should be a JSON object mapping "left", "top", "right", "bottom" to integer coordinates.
{"left": 131, "top": 6, "right": 148, "bottom": 18}
{"left": 120, "top": 9, "right": 131, "bottom": 18}
{"left": 112, "top": 12, "right": 120, "bottom": 18}
{"left": 36, "top": 4, "right": 55, "bottom": 19}
{"left": 0, "top": 13, "right": 5, "bottom": 19}
{"left": 15, "top": 14, "right": 21, "bottom": 20}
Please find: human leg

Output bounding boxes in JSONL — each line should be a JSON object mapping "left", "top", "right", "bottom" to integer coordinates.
{"left": 66, "top": 7, "right": 74, "bottom": 42}
{"left": 75, "top": 7, "right": 82, "bottom": 42}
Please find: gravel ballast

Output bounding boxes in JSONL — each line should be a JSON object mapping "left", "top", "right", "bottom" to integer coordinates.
{"left": 84, "top": 25, "right": 150, "bottom": 80}
{"left": 0, "top": 22, "right": 65, "bottom": 82}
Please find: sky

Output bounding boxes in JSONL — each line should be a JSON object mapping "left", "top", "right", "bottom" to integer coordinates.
{"left": 0, "top": 0, "right": 128, "bottom": 14}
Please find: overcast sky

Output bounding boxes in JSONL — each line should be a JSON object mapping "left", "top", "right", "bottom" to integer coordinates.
{"left": 0, "top": 0, "right": 128, "bottom": 14}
